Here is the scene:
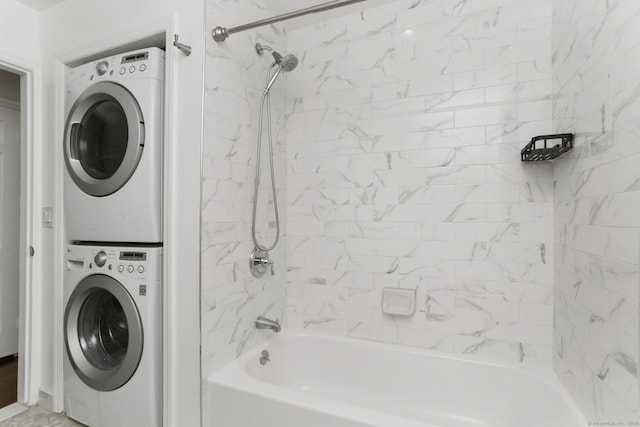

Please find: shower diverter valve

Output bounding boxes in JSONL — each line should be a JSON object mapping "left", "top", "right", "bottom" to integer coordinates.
{"left": 250, "top": 247, "right": 274, "bottom": 278}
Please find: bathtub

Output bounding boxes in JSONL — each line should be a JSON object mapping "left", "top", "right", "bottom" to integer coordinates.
{"left": 207, "top": 332, "right": 586, "bottom": 427}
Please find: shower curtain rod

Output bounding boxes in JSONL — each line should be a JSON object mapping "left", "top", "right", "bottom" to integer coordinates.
{"left": 212, "top": 0, "right": 368, "bottom": 42}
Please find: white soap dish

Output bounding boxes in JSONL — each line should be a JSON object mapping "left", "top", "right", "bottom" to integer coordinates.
{"left": 382, "top": 287, "right": 416, "bottom": 316}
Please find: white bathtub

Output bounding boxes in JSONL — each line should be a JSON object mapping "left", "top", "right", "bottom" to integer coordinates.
{"left": 207, "top": 332, "right": 586, "bottom": 427}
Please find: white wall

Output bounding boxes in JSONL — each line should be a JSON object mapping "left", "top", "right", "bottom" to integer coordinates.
{"left": 285, "top": 0, "right": 555, "bottom": 365}
{"left": 0, "top": 0, "right": 40, "bottom": 64}
{"left": 38, "top": 1, "right": 205, "bottom": 425}
{"left": 552, "top": 0, "right": 640, "bottom": 421}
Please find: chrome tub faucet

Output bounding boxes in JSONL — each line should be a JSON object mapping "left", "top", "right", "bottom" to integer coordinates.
{"left": 255, "top": 316, "right": 281, "bottom": 333}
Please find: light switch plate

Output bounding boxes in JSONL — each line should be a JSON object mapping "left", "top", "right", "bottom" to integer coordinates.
{"left": 42, "top": 207, "right": 53, "bottom": 228}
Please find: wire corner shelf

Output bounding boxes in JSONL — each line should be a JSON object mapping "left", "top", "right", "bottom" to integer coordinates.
{"left": 520, "top": 133, "right": 574, "bottom": 162}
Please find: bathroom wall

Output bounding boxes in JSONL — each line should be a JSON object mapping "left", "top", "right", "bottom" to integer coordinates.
{"left": 285, "top": 0, "right": 555, "bottom": 364}
{"left": 0, "top": 0, "right": 40, "bottom": 65}
{"left": 201, "top": 0, "right": 288, "bottom": 379}
{"left": 552, "top": 0, "right": 640, "bottom": 421}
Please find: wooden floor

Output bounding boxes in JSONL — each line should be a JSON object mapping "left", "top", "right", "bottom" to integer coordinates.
{"left": 0, "top": 355, "right": 17, "bottom": 410}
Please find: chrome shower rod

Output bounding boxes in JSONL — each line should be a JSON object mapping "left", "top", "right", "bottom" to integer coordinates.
{"left": 212, "top": 0, "right": 368, "bottom": 42}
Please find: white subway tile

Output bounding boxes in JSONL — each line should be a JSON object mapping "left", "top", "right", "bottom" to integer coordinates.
{"left": 455, "top": 104, "right": 518, "bottom": 127}
{"left": 454, "top": 64, "right": 518, "bottom": 91}
{"left": 279, "top": 0, "right": 556, "bottom": 370}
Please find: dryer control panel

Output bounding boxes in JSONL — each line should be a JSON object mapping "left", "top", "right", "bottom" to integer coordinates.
{"left": 66, "top": 244, "right": 162, "bottom": 282}
{"left": 66, "top": 47, "right": 165, "bottom": 96}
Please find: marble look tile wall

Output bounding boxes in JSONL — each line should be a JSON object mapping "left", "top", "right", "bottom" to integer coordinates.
{"left": 552, "top": 0, "right": 640, "bottom": 421}
{"left": 285, "top": 0, "right": 555, "bottom": 365}
{"left": 201, "top": 0, "right": 288, "bottom": 378}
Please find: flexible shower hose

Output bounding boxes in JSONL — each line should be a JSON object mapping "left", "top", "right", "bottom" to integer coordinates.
{"left": 251, "top": 62, "right": 281, "bottom": 252}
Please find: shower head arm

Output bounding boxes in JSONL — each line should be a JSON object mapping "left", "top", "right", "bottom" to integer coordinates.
{"left": 255, "top": 43, "right": 274, "bottom": 55}
{"left": 257, "top": 44, "right": 287, "bottom": 68}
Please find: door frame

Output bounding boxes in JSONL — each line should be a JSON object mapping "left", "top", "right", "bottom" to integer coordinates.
{"left": 0, "top": 56, "right": 40, "bottom": 409}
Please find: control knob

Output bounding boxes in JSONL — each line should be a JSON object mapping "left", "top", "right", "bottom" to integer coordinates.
{"left": 94, "top": 251, "right": 107, "bottom": 267}
{"left": 96, "top": 61, "right": 109, "bottom": 76}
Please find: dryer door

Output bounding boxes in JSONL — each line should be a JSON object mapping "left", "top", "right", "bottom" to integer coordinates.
{"left": 64, "top": 274, "right": 143, "bottom": 391}
{"left": 64, "top": 81, "right": 145, "bottom": 197}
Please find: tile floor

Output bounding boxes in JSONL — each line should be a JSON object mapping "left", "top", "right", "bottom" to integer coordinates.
{"left": 0, "top": 406, "right": 83, "bottom": 427}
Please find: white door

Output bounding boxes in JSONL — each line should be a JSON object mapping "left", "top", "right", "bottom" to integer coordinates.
{"left": 0, "top": 101, "right": 20, "bottom": 358}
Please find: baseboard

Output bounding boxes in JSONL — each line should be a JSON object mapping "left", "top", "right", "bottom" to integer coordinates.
{"left": 37, "top": 389, "right": 53, "bottom": 412}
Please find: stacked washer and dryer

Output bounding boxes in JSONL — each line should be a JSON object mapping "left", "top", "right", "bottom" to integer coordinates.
{"left": 62, "top": 48, "right": 165, "bottom": 427}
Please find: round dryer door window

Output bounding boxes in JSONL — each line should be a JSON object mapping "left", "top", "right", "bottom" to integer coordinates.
{"left": 64, "top": 81, "right": 145, "bottom": 197}
{"left": 64, "top": 274, "right": 143, "bottom": 391}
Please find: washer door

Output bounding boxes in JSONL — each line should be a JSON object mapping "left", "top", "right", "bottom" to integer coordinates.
{"left": 64, "top": 81, "right": 145, "bottom": 197}
{"left": 64, "top": 274, "right": 143, "bottom": 391}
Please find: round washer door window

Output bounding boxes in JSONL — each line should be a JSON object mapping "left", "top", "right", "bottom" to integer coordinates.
{"left": 64, "top": 274, "right": 143, "bottom": 391}
{"left": 64, "top": 81, "right": 145, "bottom": 197}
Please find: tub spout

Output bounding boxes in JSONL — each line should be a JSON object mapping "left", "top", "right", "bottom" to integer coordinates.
{"left": 255, "top": 316, "right": 281, "bottom": 333}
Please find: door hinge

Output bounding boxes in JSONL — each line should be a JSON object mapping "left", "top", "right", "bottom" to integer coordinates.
{"left": 29, "top": 246, "right": 35, "bottom": 257}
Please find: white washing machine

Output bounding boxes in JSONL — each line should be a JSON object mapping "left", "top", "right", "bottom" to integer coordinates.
{"left": 63, "top": 244, "right": 162, "bottom": 427}
{"left": 64, "top": 48, "right": 164, "bottom": 243}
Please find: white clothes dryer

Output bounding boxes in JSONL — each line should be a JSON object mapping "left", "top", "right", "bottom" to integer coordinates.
{"left": 64, "top": 48, "right": 164, "bottom": 243}
{"left": 63, "top": 244, "right": 162, "bottom": 427}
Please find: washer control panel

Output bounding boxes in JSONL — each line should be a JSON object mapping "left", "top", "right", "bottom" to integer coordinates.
{"left": 66, "top": 245, "right": 162, "bottom": 282}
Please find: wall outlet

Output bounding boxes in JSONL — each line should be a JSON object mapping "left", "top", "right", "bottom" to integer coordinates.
{"left": 42, "top": 207, "right": 53, "bottom": 228}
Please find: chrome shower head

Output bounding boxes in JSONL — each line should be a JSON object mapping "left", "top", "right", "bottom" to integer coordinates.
{"left": 277, "top": 53, "right": 298, "bottom": 72}
{"left": 256, "top": 42, "right": 298, "bottom": 72}
{"left": 257, "top": 43, "right": 299, "bottom": 94}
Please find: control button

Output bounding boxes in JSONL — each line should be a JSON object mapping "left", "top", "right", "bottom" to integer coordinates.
{"left": 96, "top": 61, "right": 109, "bottom": 76}
{"left": 94, "top": 251, "right": 107, "bottom": 268}
{"left": 108, "top": 264, "right": 113, "bottom": 270}
{"left": 119, "top": 67, "right": 126, "bottom": 75}
{"left": 90, "top": 75, "right": 94, "bottom": 80}
{"left": 89, "top": 263, "right": 93, "bottom": 269}
{"left": 118, "top": 264, "right": 125, "bottom": 273}
{"left": 127, "top": 265, "right": 134, "bottom": 273}
{"left": 137, "top": 265, "right": 145, "bottom": 273}
{"left": 139, "top": 64, "right": 146, "bottom": 72}
{"left": 109, "top": 70, "right": 114, "bottom": 75}
{"left": 129, "top": 66, "right": 136, "bottom": 73}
